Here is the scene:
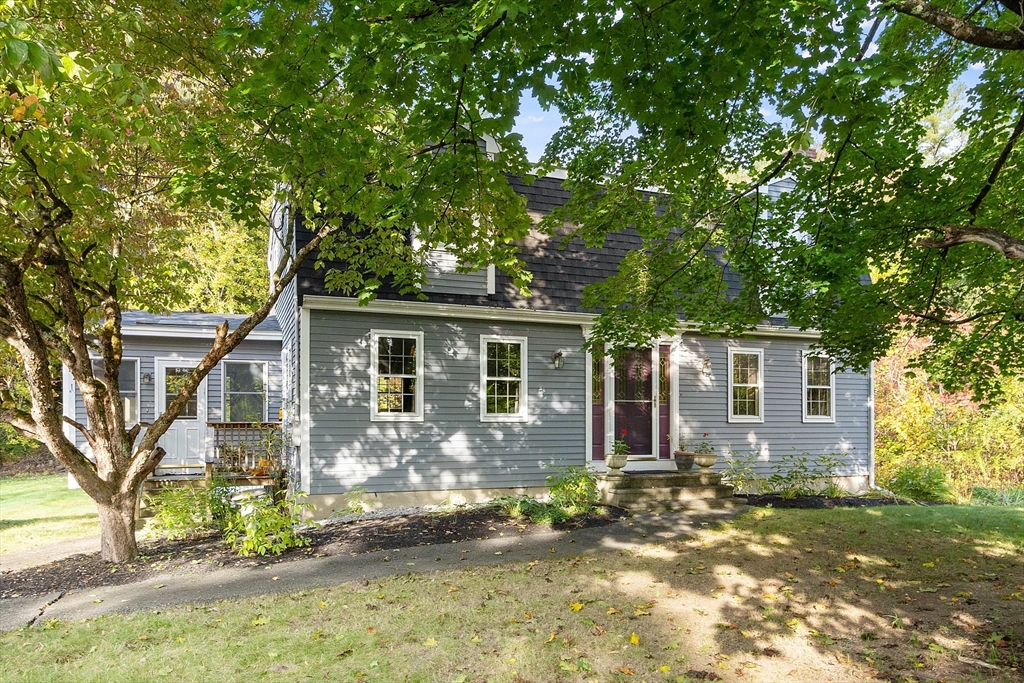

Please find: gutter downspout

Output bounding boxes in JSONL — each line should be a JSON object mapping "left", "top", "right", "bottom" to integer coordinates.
{"left": 868, "top": 360, "right": 877, "bottom": 489}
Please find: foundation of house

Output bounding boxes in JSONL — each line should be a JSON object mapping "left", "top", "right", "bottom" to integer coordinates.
{"left": 596, "top": 469, "right": 744, "bottom": 511}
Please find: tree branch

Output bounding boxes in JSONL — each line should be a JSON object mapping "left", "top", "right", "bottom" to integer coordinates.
{"left": 888, "top": 0, "right": 1024, "bottom": 50}
{"left": 969, "top": 108, "right": 1024, "bottom": 216}
{"left": 919, "top": 224, "right": 1024, "bottom": 259}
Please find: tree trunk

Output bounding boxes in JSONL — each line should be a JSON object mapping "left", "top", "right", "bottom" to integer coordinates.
{"left": 96, "top": 495, "right": 139, "bottom": 563}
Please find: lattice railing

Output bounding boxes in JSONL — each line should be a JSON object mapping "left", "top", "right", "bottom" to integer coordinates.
{"left": 208, "top": 422, "right": 283, "bottom": 474}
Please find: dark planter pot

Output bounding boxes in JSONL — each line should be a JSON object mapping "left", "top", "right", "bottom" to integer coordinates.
{"left": 673, "top": 450, "right": 695, "bottom": 471}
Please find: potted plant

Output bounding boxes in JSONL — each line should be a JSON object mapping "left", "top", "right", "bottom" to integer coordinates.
{"left": 673, "top": 434, "right": 695, "bottom": 471}
{"left": 606, "top": 430, "right": 631, "bottom": 471}
{"left": 693, "top": 434, "right": 717, "bottom": 469}
{"left": 676, "top": 433, "right": 717, "bottom": 470}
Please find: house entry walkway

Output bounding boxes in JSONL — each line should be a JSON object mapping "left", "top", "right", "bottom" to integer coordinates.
{"left": 0, "top": 507, "right": 744, "bottom": 632}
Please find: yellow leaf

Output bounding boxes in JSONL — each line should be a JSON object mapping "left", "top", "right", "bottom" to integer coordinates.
{"left": 659, "top": 665, "right": 671, "bottom": 673}
{"left": 629, "top": 632, "right": 640, "bottom": 645}
{"left": 923, "top": 562, "right": 935, "bottom": 568}
{"left": 470, "top": 635, "right": 482, "bottom": 643}
{"left": 607, "top": 607, "right": 620, "bottom": 615}
{"left": 569, "top": 602, "right": 584, "bottom": 612}
{"left": 423, "top": 637, "right": 438, "bottom": 647}
{"left": 546, "top": 632, "right": 558, "bottom": 643}
{"left": 618, "top": 666, "right": 635, "bottom": 675}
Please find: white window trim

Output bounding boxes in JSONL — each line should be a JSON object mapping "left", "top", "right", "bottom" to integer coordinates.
{"left": 479, "top": 335, "right": 528, "bottom": 423}
{"left": 370, "top": 329, "right": 425, "bottom": 422}
{"left": 89, "top": 356, "right": 141, "bottom": 427}
{"left": 727, "top": 347, "right": 764, "bottom": 424}
{"left": 802, "top": 351, "right": 836, "bottom": 423}
{"left": 221, "top": 360, "right": 269, "bottom": 423}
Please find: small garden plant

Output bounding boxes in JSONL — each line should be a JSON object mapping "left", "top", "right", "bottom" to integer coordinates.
{"left": 146, "top": 479, "right": 314, "bottom": 556}
{"left": 496, "top": 466, "right": 600, "bottom": 525}
{"left": 224, "top": 491, "right": 314, "bottom": 557}
{"left": 884, "top": 465, "right": 953, "bottom": 503}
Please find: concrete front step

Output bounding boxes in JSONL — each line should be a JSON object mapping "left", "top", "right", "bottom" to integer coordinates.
{"left": 623, "top": 497, "right": 747, "bottom": 512}
{"left": 604, "top": 484, "right": 736, "bottom": 505}
{"left": 600, "top": 470, "right": 724, "bottom": 489}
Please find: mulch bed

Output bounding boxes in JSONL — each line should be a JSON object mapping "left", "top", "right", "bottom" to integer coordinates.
{"left": 0, "top": 506, "right": 628, "bottom": 599}
{"left": 739, "top": 494, "right": 905, "bottom": 509}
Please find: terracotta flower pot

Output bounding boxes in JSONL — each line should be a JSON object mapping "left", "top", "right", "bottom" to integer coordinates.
{"left": 673, "top": 450, "right": 695, "bottom": 471}
{"left": 605, "top": 452, "right": 629, "bottom": 471}
{"left": 693, "top": 453, "right": 717, "bottom": 469}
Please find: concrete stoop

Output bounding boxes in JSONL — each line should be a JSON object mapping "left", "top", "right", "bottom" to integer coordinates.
{"left": 598, "top": 469, "right": 745, "bottom": 512}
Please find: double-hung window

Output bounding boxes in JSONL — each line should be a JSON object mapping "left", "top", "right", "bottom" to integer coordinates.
{"left": 728, "top": 348, "right": 763, "bottom": 423}
{"left": 803, "top": 353, "right": 835, "bottom": 422}
{"left": 224, "top": 361, "right": 268, "bottom": 423}
{"left": 371, "top": 331, "right": 424, "bottom": 421}
{"left": 480, "top": 335, "right": 527, "bottom": 422}
{"left": 91, "top": 358, "right": 139, "bottom": 425}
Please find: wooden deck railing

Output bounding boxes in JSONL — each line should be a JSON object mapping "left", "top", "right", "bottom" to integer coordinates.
{"left": 208, "top": 422, "right": 283, "bottom": 474}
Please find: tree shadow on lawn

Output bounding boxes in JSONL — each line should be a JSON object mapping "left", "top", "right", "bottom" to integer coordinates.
{"left": 594, "top": 506, "right": 1023, "bottom": 682}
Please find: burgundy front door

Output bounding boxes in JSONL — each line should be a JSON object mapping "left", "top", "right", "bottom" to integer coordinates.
{"left": 614, "top": 349, "right": 654, "bottom": 456}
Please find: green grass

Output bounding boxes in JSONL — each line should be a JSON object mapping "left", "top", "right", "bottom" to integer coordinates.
{"left": 1, "top": 505, "right": 1021, "bottom": 682}
{"left": 0, "top": 474, "right": 100, "bottom": 555}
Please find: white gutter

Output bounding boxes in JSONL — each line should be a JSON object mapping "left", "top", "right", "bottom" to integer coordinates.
{"left": 122, "top": 325, "right": 282, "bottom": 341}
{"left": 301, "top": 296, "right": 822, "bottom": 340}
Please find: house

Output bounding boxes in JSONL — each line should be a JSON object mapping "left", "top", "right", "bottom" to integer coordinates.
{"left": 273, "top": 173, "right": 874, "bottom": 513}
{"left": 62, "top": 312, "right": 284, "bottom": 482}
{"left": 62, "top": 173, "right": 874, "bottom": 510}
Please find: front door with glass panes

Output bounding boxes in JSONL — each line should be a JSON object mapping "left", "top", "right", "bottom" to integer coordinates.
{"left": 155, "top": 359, "right": 208, "bottom": 469}
{"left": 594, "top": 346, "right": 672, "bottom": 461}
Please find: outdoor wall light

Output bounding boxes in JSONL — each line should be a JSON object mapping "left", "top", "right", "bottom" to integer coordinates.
{"left": 142, "top": 372, "right": 152, "bottom": 384}
{"left": 552, "top": 350, "right": 564, "bottom": 370}
{"left": 700, "top": 358, "right": 712, "bottom": 377}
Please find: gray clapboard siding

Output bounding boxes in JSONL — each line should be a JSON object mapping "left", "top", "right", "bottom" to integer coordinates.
{"left": 71, "top": 336, "right": 283, "bottom": 451}
{"left": 304, "top": 309, "right": 586, "bottom": 495}
{"left": 421, "top": 248, "right": 490, "bottom": 295}
{"left": 675, "top": 335, "right": 871, "bottom": 478}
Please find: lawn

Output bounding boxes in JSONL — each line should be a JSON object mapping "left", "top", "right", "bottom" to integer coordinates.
{"left": 0, "top": 474, "right": 100, "bottom": 555}
{"left": 1, "top": 505, "right": 1021, "bottom": 682}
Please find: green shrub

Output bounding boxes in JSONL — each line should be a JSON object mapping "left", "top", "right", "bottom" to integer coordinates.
{"left": 767, "top": 454, "right": 819, "bottom": 499}
{"left": 0, "top": 423, "right": 36, "bottom": 465}
{"left": 723, "top": 451, "right": 767, "bottom": 494}
{"left": 884, "top": 465, "right": 952, "bottom": 503}
{"left": 970, "top": 486, "right": 1024, "bottom": 507}
{"left": 224, "top": 492, "right": 313, "bottom": 556}
{"left": 145, "top": 478, "right": 235, "bottom": 540}
{"left": 546, "top": 466, "right": 598, "bottom": 515}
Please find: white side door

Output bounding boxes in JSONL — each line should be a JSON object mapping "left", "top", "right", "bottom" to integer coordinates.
{"left": 155, "top": 359, "right": 208, "bottom": 468}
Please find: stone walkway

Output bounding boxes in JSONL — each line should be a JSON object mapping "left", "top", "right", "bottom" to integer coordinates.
{"left": 0, "top": 508, "right": 743, "bottom": 632}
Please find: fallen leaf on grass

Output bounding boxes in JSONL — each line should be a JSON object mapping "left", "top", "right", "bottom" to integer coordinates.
{"left": 568, "top": 602, "right": 584, "bottom": 612}
{"left": 423, "top": 637, "right": 438, "bottom": 647}
{"left": 629, "top": 632, "right": 640, "bottom": 645}
{"left": 617, "top": 666, "right": 635, "bottom": 675}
